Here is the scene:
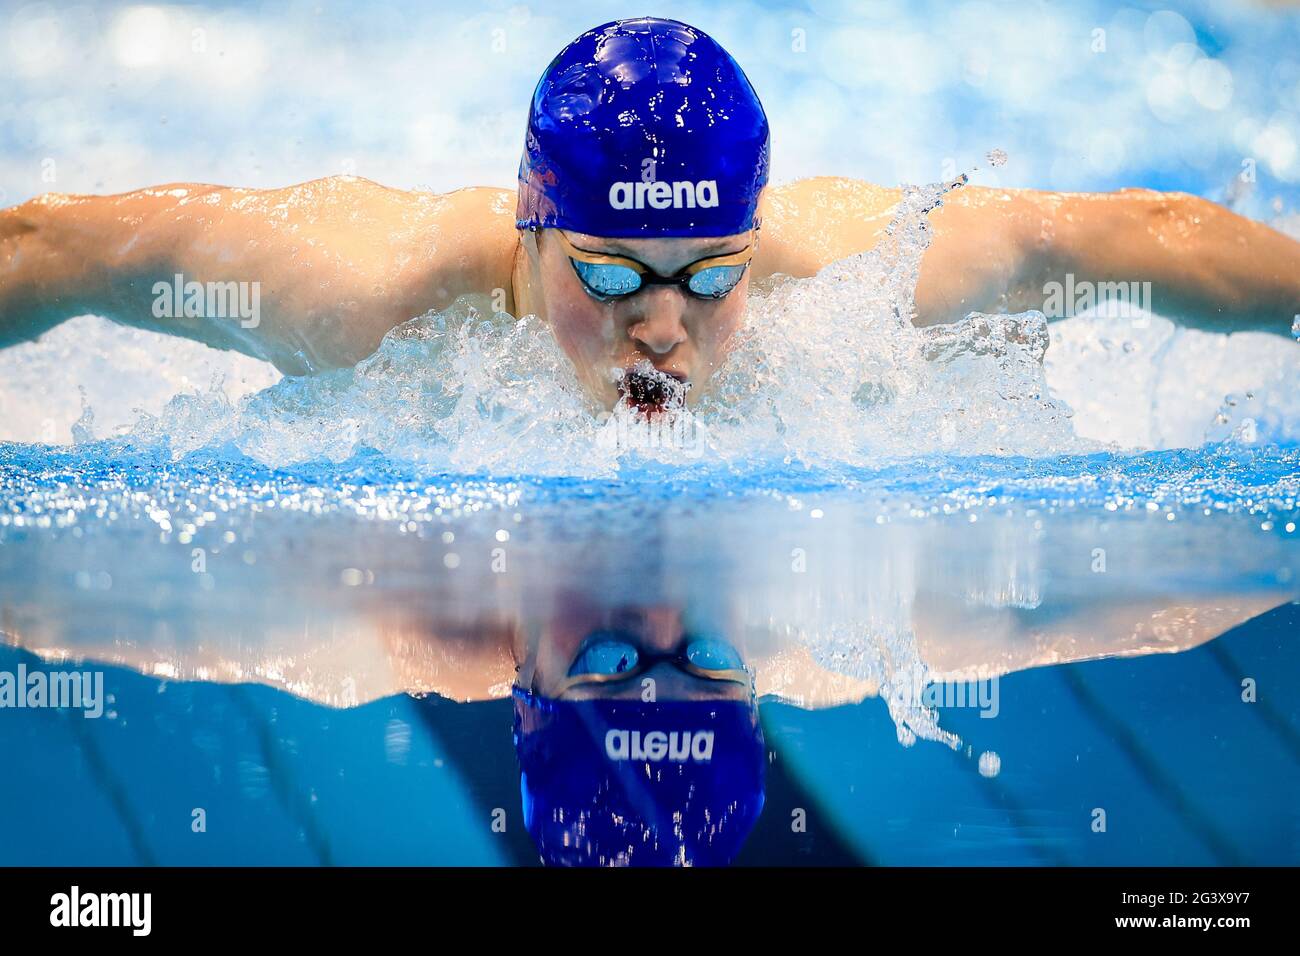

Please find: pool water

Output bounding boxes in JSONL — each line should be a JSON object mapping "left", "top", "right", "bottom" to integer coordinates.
{"left": 1, "top": 443, "right": 1297, "bottom": 864}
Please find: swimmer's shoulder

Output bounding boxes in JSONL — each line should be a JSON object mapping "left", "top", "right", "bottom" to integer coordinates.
{"left": 62, "top": 175, "right": 518, "bottom": 245}
{"left": 200, "top": 175, "right": 517, "bottom": 241}
{"left": 209, "top": 176, "right": 519, "bottom": 302}
{"left": 756, "top": 177, "right": 902, "bottom": 277}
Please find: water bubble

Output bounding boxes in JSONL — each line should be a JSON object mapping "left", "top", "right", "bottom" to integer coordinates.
{"left": 986, "top": 148, "right": 1008, "bottom": 167}
{"left": 384, "top": 719, "right": 412, "bottom": 765}
{"left": 978, "top": 750, "right": 1001, "bottom": 777}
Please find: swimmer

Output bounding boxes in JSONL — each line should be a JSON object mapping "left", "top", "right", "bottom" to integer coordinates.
{"left": 2, "top": 16, "right": 1299, "bottom": 412}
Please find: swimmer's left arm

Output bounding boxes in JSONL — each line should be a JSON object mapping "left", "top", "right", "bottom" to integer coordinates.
{"left": 760, "top": 178, "right": 1300, "bottom": 336}
{"left": 1004, "top": 188, "right": 1300, "bottom": 335}
{"left": 906, "top": 185, "right": 1300, "bottom": 334}
{"left": 758, "top": 179, "right": 1088, "bottom": 329}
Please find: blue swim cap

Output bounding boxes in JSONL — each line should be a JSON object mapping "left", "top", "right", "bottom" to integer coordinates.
{"left": 517, "top": 18, "right": 770, "bottom": 238}
{"left": 512, "top": 689, "right": 766, "bottom": 866}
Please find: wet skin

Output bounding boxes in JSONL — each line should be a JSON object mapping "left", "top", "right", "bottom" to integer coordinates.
{"left": 2, "top": 176, "right": 1299, "bottom": 405}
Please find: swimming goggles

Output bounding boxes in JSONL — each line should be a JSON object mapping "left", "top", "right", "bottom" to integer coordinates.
{"left": 553, "top": 230, "right": 755, "bottom": 301}
{"left": 553, "top": 630, "right": 752, "bottom": 695}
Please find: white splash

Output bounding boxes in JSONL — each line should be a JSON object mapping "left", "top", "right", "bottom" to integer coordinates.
{"left": 112, "top": 178, "right": 1090, "bottom": 472}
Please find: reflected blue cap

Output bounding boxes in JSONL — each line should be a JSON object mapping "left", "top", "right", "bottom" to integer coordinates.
{"left": 516, "top": 17, "right": 770, "bottom": 238}
{"left": 512, "top": 689, "right": 766, "bottom": 866}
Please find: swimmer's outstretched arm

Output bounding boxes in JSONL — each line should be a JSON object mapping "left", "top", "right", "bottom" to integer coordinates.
{"left": 0, "top": 177, "right": 519, "bottom": 372}
{"left": 5, "top": 608, "right": 518, "bottom": 706}
{"left": 759, "top": 178, "right": 1300, "bottom": 335}
{"left": 997, "top": 188, "right": 1300, "bottom": 335}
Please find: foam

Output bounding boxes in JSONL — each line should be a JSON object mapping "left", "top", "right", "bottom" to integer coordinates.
{"left": 2, "top": 177, "right": 1296, "bottom": 468}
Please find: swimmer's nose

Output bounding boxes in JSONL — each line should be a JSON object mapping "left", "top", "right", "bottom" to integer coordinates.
{"left": 628, "top": 289, "right": 688, "bottom": 355}
{"left": 639, "top": 607, "right": 686, "bottom": 654}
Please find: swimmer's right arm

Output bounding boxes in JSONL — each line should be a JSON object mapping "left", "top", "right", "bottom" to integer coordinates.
{"left": 0, "top": 178, "right": 519, "bottom": 372}
{"left": 0, "top": 186, "right": 287, "bottom": 355}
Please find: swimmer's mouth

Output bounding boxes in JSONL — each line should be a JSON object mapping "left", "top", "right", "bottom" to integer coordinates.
{"left": 614, "top": 363, "right": 690, "bottom": 415}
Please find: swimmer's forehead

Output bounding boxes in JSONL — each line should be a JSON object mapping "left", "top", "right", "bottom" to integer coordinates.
{"left": 560, "top": 229, "right": 752, "bottom": 264}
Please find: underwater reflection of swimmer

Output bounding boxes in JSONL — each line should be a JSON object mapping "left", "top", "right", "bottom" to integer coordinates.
{"left": 512, "top": 618, "right": 765, "bottom": 866}
{"left": 5, "top": 585, "right": 1293, "bottom": 864}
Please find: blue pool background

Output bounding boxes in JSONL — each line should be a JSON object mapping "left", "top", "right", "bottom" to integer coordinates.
{"left": 4, "top": 602, "right": 1296, "bottom": 865}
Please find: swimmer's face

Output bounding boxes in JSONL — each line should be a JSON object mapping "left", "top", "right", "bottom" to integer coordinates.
{"left": 525, "top": 229, "right": 753, "bottom": 409}
{"left": 521, "top": 603, "right": 751, "bottom": 703}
